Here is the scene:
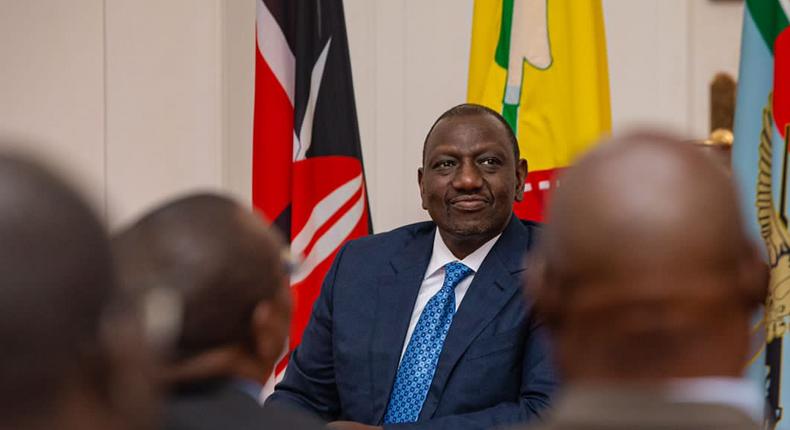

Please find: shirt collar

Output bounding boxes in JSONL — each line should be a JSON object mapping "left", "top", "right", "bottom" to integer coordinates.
{"left": 232, "top": 377, "right": 265, "bottom": 403}
{"left": 424, "top": 229, "right": 502, "bottom": 279}
{"left": 554, "top": 380, "right": 763, "bottom": 426}
{"left": 664, "top": 377, "right": 764, "bottom": 423}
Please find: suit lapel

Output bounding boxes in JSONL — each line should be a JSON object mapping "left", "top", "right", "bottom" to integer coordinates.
{"left": 369, "top": 225, "right": 435, "bottom": 423}
{"left": 419, "top": 216, "right": 530, "bottom": 419}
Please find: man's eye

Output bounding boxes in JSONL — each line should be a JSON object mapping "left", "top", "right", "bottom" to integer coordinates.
{"left": 479, "top": 158, "right": 501, "bottom": 166}
{"left": 434, "top": 160, "right": 456, "bottom": 168}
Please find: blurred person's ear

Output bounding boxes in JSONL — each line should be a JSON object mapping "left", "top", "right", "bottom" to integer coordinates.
{"left": 99, "top": 298, "right": 161, "bottom": 430}
{"left": 251, "top": 280, "right": 292, "bottom": 376}
{"left": 524, "top": 251, "right": 561, "bottom": 330}
{"left": 736, "top": 243, "right": 769, "bottom": 310}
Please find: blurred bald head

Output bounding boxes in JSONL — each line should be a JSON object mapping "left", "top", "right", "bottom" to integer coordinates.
{"left": 533, "top": 132, "right": 766, "bottom": 382}
{"left": 114, "top": 194, "right": 291, "bottom": 384}
{"left": 0, "top": 155, "right": 137, "bottom": 428}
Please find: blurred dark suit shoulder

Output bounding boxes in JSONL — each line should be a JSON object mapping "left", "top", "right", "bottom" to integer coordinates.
{"left": 165, "top": 379, "right": 324, "bottom": 430}
{"left": 522, "top": 386, "right": 759, "bottom": 430}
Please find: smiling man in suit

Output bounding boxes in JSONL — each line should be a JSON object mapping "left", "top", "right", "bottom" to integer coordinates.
{"left": 267, "top": 103, "right": 557, "bottom": 430}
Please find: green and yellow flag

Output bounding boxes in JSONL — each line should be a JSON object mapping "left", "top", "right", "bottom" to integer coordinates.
{"left": 468, "top": 0, "right": 611, "bottom": 221}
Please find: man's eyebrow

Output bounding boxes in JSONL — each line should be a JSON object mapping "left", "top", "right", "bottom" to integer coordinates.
{"left": 425, "top": 145, "right": 458, "bottom": 155}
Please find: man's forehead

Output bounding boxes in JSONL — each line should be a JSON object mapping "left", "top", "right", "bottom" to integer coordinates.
{"left": 424, "top": 114, "right": 512, "bottom": 153}
{"left": 432, "top": 113, "right": 508, "bottom": 137}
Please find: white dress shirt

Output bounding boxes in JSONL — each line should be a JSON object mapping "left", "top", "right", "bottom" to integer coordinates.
{"left": 398, "top": 230, "right": 502, "bottom": 362}
{"left": 664, "top": 377, "right": 764, "bottom": 423}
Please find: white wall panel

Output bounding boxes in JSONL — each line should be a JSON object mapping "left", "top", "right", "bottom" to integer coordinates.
{"left": 603, "top": 0, "right": 692, "bottom": 135}
{"left": 372, "top": 0, "right": 408, "bottom": 232}
{"left": 0, "top": 0, "right": 105, "bottom": 211}
{"left": 688, "top": 0, "right": 744, "bottom": 138}
{"left": 222, "top": 0, "right": 256, "bottom": 207}
{"left": 345, "top": 0, "right": 380, "bottom": 228}
{"left": 104, "top": 0, "right": 224, "bottom": 228}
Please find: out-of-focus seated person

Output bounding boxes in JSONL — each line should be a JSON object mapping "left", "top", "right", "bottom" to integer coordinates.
{"left": 113, "top": 193, "right": 323, "bottom": 430}
{"left": 0, "top": 154, "right": 156, "bottom": 430}
{"left": 523, "top": 133, "right": 767, "bottom": 430}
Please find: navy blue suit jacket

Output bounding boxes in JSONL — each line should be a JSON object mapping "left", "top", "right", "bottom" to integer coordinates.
{"left": 267, "top": 215, "right": 557, "bottom": 429}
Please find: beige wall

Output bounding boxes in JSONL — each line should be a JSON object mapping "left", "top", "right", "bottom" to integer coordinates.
{"left": 0, "top": 0, "right": 743, "bottom": 231}
{"left": 0, "top": 1, "right": 106, "bottom": 211}
{"left": 0, "top": 0, "right": 255, "bottom": 228}
{"left": 604, "top": 0, "right": 743, "bottom": 136}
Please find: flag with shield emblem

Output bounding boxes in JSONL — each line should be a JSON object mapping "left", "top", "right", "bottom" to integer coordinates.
{"left": 732, "top": 1, "right": 790, "bottom": 427}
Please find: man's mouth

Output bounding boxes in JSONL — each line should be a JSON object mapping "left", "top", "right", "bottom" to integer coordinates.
{"left": 449, "top": 195, "right": 490, "bottom": 212}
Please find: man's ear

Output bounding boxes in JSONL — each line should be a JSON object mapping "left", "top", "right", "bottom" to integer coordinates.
{"left": 250, "top": 302, "right": 279, "bottom": 366}
{"left": 99, "top": 306, "right": 159, "bottom": 430}
{"left": 418, "top": 167, "right": 427, "bottom": 210}
{"left": 525, "top": 250, "right": 561, "bottom": 330}
{"left": 250, "top": 286, "right": 291, "bottom": 375}
{"left": 738, "top": 243, "right": 769, "bottom": 309}
{"left": 515, "top": 158, "right": 528, "bottom": 202}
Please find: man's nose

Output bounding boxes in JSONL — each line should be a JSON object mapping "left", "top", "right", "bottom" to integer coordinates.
{"left": 452, "top": 161, "right": 483, "bottom": 190}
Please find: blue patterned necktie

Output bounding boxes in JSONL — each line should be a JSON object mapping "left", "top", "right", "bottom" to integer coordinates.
{"left": 383, "top": 261, "right": 473, "bottom": 424}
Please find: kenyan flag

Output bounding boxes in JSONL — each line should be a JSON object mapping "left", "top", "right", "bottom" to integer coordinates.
{"left": 253, "top": 0, "right": 371, "bottom": 395}
{"left": 731, "top": 1, "right": 790, "bottom": 428}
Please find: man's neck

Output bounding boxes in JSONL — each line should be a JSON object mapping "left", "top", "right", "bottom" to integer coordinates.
{"left": 231, "top": 357, "right": 272, "bottom": 384}
{"left": 163, "top": 346, "right": 270, "bottom": 386}
{"left": 439, "top": 230, "right": 503, "bottom": 260}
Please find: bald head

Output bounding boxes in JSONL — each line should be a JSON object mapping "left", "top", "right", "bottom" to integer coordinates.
{"left": 114, "top": 194, "right": 290, "bottom": 382}
{"left": 533, "top": 133, "right": 766, "bottom": 382}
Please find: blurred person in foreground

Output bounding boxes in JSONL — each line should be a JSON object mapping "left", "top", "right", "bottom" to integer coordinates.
{"left": 113, "top": 193, "right": 322, "bottom": 430}
{"left": 524, "top": 133, "right": 767, "bottom": 430}
{"left": 0, "top": 154, "right": 155, "bottom": 430}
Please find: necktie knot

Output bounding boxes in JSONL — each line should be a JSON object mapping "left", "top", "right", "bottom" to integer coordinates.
{"left": 443, "top": 262, "right": 472, "bottom": 289}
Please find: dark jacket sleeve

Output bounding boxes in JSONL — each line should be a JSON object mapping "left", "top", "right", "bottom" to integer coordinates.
{"left": 385, "top": 314, "right": 557, "bottom": 430}
{"left": 264, "top": 243, "right": 349, "bottom": 422}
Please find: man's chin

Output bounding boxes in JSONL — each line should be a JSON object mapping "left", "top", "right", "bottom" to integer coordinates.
{"left": 443, "top": 220, "right": 495, "bottom": 238}
{"left": 445, "top": 212, "right": 513, "bottom": 237}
